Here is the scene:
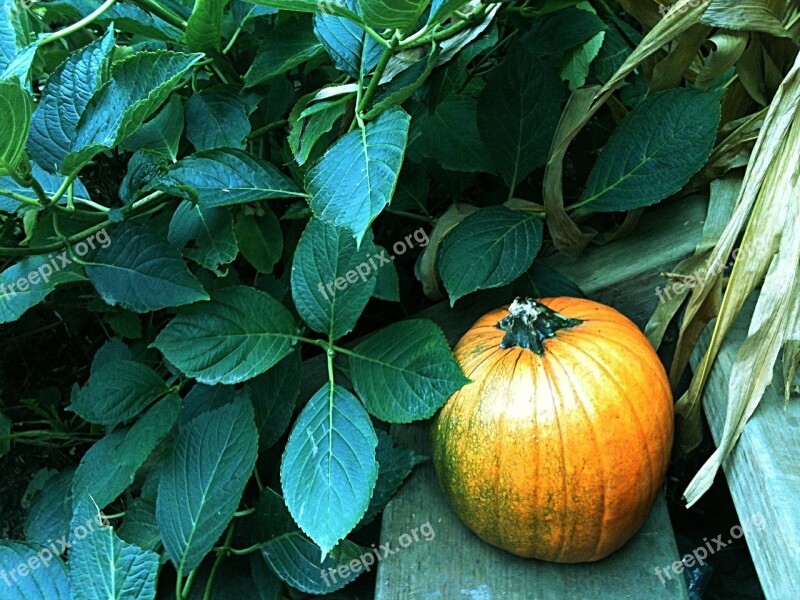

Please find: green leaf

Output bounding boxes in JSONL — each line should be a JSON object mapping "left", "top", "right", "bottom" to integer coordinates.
{"left": 0, "top": 79, "right": 32, "bottom": 176}
{"left": 157, "top": 396, "right": 258, "bottom": 573}
{"left": 0, "top": 164, "right": 92, "bottom": 213}
{"left": 169, "top": 201, "right": 239, "bottom": 276}
{"left": 112, "top": 394, "right": 182, "bottom": 467}
{"left": 372, "top": 244, "right": 400, "bottom": 301}
{"left": 244, "top": 17, "right": 324, "bottom": 88}
{"left": 71, "top": 430, "right": 140, "bottom": 510}
{"left": 281, "top": 383, "right": 378, "bottom": 556}
{"left": 121, "top": 95, "right": 184, "bottom": 161}
{"left": 24, "top": 469, "right": 74, "bottom": 548}
{"left": 514, "top": 262, "right": 586, "bottom": 299}
{"left": 262, "top": 534, "right": 366, "bottom": 593}
{"left": 117, "top": 476, "right": 161, "bottom": 552}
{"left": 244, "top": 0, "right": 364, "bottom": 23}
{"left": 359, "top": 0, "right": 424, "bottom": 30}
{"left": 180, "top": 383, "right": 235, "bottom": 424}
{"left": 234, "top": 208, "right": 283, "bottom": 274}
{"left": 701, "top": 0, "right": 791, "bottom": 37}
{"left": 0, "top": 256, "right": 59, "bottom": 323}
{"left": 157, "top": 148, "right": 304, "bottom": 207}
{"left": 0, "top": 0, "right": 25, "bottom": 74}
{"left": 439, "top": 206, "right": 544, "bottom": 305}
{"left": 27, "top": 29, "right": 115, "bottom": 173}
{"left": 63, "top": 51, "right": 203, "bottom": 175}
{"left": 69, "top": 359, "right": 168, "bottom": 426}
{"left": 349, "top": 319, "right": 468, "bottom": 422}
{"left": 185, "top": 90, "right": 251, "bottom": 151}
{"left": 415, "top": 97, "right": 493, "bottom": 173}
{"left": 288, "top": 92, "right": 350, "bottom": 166}
{"left": 428, "top": 0, "right": 468, "bottom": 25}
{"left": 68, "top": 498, "right": 159, "bottom": 600}
{"left": 244, "top": 350, "right": 300, "bottom": 451}
{"left": 358, "top": 430, "right": 425, "bottom": 527}
{"left": 580, "top": 89, "right": 722, "bottom": 212}
{"left": 561, "top": 30, "right": 605, "bottom": 91}
{"left": 314, "top": 0, "right": 381, "bottom": 78}
{"left": 525, "top": 6, "right": 606, "bottom": 56}
{"left": 185, "top": 0, "right": 227, "bottom": 52}
{"left": 85, "top": 223, "right": 209, "bottom": 313}
{"left": 307, "top": 107, "right": 410, "bottom": 243}
{"left": 152, "top": 286, "right": 297, "bottom": 385}
{"left": 290, "top": 218, "right": 377, "bottom": 340}
{"left": 477, "top": 47, "right": 565, "bottom": 190}
{"left": 0, "top": 541, "right": 70, "bottom": 599}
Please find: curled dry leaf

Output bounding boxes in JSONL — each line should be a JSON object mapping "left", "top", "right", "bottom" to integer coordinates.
{"left": 419, "top": 203, "right": 479, "bottom": 300}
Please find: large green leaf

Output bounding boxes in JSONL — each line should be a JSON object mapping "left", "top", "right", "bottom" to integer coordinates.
{"left": 0, "top": 0, "right": 25, "bottom": 74}
{"left": 290, "top": 218, "right": 377, "bottom": 340}
{"left": 477, "top": 46, "right": 565, "bottom": 191}
{"left": 121, "top": 95, "right": 184, "bottom": 161}
{"left": 152, "top": 286, "right": 297, "bottom": 385}
{"left": 281, "top": 383, "right": 378, "bottom": 556}
{"left": 70, "top": 430, "right": 139, "bottom": 510}
{"left": 185, "top": 0, "right": 227, "bottom": 52}
{"left": 314, "top": 0, "right": 381, "bottom": 78}
{"left": 439, "top": 206, "right": 544, "bottom": 305}
{"left": 288, "top": 93, "right": 350, "bottom": 166}
{"left": 0, "top": 542, "right": 70, "bottom": 599}
{"left": 349, "top": 319, "right": 468, "bottom": 422}
{"left": 234, "top": 208, "right": 282, "bottom": 274}
{"left": 157, "top": 148, "right": 304, "bottom": 207}
{"left": 185, "top": 90, "right": 251, "bottom": 151}
{"left": 415, "top": 97, "right": 493, "bottom": 173}
{"left": 62, "top": 51, "right": 203, "bottom": 175}
{"left": 0, "top": 256, "right": 59, "bottom": 323}
{"left": 27, "top": 29, "right": 115, "bottom": 173}
{"left": 428, "top": 0, "right": 468, "bottom": 24}
{"left": 24, "top": 469, "right": 74, "bottom": 548}
{"left": 112, "top": 394, "right": 182, "bottom": 467}
{"left": 68, "top": 498, "right": 159, "bottom": 600}
{"left": 244, "top": 17, "right": 324, "bottom": 87}
{"left": 580, "top": 88, "right": 722, "bottom": 212}
{"left": 168, "top": 201, "right": 239, "bottom": 275}
{"left": 69, "top": 359, "right": 168, "bottom": 426}
{"left": 357, "top": 430, "right": 425, "bottom": 527}
{"left": 243, "top": 0, "right": 364, "bottom": 23}
{"left": 85, "top": 223, "right": 209, "bottom": 313}
{"left": 244, "top": 350, "right": 300, "bottom": 451}
{"left": 0, "top": 79, "right": 32, "bottom": 176}
{"left": 307, "top": 107, "right": 410, "bottom": 243}
{"left": 157, "top": 397, "right": 258, "bottom": 573}
{"left": 262, "top": 534, "right": 366, "bottom": 593}
{"left": 359, "top": 0, "right": 425, "bottom": 30}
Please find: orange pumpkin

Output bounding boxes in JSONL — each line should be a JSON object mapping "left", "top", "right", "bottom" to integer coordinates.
{"left": 431, "top": 297, "right": 673, "bottom": 562}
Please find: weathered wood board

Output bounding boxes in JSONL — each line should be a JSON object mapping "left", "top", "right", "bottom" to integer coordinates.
{"left": 297, "top": 195, "right": 707, "bottom": 599}
{"left": 372, "top": 196, "right": 708, "bottom": 600}
{"left": 692, "top": 299, "right": 800, "bottom": 599}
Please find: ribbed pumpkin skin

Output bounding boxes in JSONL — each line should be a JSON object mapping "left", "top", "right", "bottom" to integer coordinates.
{"left": 432, "top": 297, "right": 673, "bottom": 562}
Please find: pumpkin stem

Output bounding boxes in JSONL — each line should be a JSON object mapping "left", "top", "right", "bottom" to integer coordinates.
{"left": 497, "top": 297, "right": 582, "bottom": 355}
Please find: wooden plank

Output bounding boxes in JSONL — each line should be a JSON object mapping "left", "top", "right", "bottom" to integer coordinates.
{"left": 371, "top": 197, "right": 707, "bottom": 600}
{"left": 692, "top": 299, "right": 800, "bottom": 599}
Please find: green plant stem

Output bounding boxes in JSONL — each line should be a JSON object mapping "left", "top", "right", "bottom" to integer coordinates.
{"left": 387, "top": 209, "right": 436, "bottom": 223}
{"left": 233, "top": 507, "right": 255, "bottom": 518}
{"left": 398, "top": 4, "right": 489, "bottom": 50}
{"left": 248, "top": 119, "right": 289, "bottom": 140}
{"left": 0, "top": 188, "right": 41, "bottom": 207}
{"left": 131, "top": 0, "right": 187, "bottom": 29}
{"left": 49, "top": 174, "right": 78, "bottom": 206}
{"left": 212, "top": 541, "right": 267, "bottom": 556}
{"left": 357, "top": 38, "right": 397, "bottom": 118}
{"left": 0, "top": 192, "right": 171, "bottom": 257}
{"left": 39, "top": 0, "right": 118, "bottom": 46}
{"left": 203, "top": 524, "right": 235, "bottom": 600}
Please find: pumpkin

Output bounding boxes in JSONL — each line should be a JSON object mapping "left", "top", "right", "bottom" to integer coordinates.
{"left": 431, "top": 297, "right": 673, "bottom": 563}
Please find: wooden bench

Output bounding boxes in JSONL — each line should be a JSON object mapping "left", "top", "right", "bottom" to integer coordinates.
{"left": 691, "top": 300, "right": 800, "bottom": 599}
{"left": 300, "top": 194, "right": 708, "bottom": 599}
